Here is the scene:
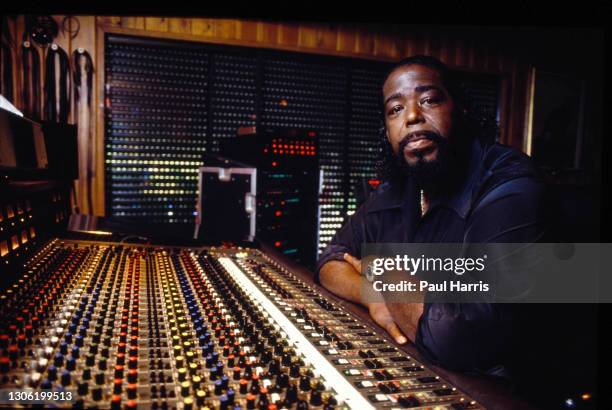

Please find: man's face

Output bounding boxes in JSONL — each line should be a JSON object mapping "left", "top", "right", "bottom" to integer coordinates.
{"left": 383, "top": 64, "right": 455, "bottom": 173}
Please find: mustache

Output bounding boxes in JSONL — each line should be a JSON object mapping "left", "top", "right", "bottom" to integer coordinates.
{"left": 398, "top": 130, "right": 444, "bottom": 151}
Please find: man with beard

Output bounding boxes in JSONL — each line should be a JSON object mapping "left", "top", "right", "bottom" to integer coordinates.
{"left": 315, "top": 56, "right": 593, "bottom": 407}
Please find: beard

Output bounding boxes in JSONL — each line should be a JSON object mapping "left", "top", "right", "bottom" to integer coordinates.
{"left": 394, "top": 130, "right": 454, "bottom": 189}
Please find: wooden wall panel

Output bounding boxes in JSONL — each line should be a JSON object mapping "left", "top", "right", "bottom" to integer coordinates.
{"left": 168, "top": 18, "right": 191, "bottom": 34}
{"left": 315, "top": 24, "right": 338, "bottom": 51}
{"left": 297, "top": 24, "right": 318, "bottom": 49}
{"left": 144, "top": 17, "right": 168, "bottom": 32}
{"left": 374, "top": 33, "right": 399, "bottom": 59}
{"left": 239, "top": 20, "right": 257, "bottom": 42}
{"left": 74, "top": 16, "right": 100, "bottom": 215}
{"left": 4, "top": 16, "right": 20, "bottom": 109}
{"left": 214, "top": 19, "right": 238, "bottom": 39}
{"left": 257, "top": 21, "right": 278, "bottom": 44}
{"left": 120, "top": 17, "right": 145, "bottom": 30}
{"left": 277, "top": 23, "right": 299, "bottom": 48}
{"left": 336, "top": 25, "right": 356, "bottom": 54}
{"left": 191, "top": 18, "right": 215, "bottom": 37}
{"left": 355, "top": 30, "right": 375, "bottom": 55}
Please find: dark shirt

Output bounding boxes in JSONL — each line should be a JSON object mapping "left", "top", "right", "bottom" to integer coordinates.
{"left": 316, "top": 137, "right": 546, "bottom": 374}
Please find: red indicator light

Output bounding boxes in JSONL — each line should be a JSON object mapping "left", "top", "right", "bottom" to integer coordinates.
{"left": 368, "top": 179, "right": 381, "bottom": 187}
{"left": 275, "top": 211, "right": 282, "bottom": 217}
{"left": 271, "top": 162, "right": 277, "bottom": 167}
{"left": 308, "top": 131, "right": 316, "bottom": 137}
{"left": 274, "top": 241, "right": 281, "bottom": 247}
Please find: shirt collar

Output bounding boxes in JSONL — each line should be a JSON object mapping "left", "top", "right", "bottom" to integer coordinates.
{"left": 367, "top": 137, "right": 485, "bottom": 219}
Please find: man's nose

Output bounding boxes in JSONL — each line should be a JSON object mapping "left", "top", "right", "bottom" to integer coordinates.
{"left": 405, "top": 102, "right": 424, "bottom": 126}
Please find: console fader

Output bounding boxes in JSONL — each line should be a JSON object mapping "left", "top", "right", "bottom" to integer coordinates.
{"left": 0, "top": 239, "right": 483, "bottom": 409}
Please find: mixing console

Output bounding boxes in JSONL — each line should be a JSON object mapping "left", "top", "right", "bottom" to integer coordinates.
{"left": 0, "top": 239, "right": 483, "bottom": 409}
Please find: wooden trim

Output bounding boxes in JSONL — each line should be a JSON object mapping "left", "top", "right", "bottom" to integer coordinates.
{"left": 95, "top": 23, "right": 105, "bottom": 216}
{"left": 98, "top": 24, "right": 401, "bottom": 63}
{"left": 98, "top": 24, "right": 512, "bottom": 75}
{"left": 523, "top": 66, "right": 536, "bottom": 156}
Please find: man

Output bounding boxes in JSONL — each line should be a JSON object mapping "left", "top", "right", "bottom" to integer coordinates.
{"left": 316, "top": 56, "right": 600, "bottom": 408}
{"left": 316, "top": 55, "right": 546, "bottom": 374}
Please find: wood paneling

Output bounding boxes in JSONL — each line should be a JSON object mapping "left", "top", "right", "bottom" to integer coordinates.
{"left": 144, "top": 17, "right": 168, "bottom": 32}
{"left": 355, "top": 30, "right": 375, "bottom": 55}
{"left": 191, "top": 18, "right": 215, "bottom": 37}
{"left": 168, "top": 18, "right": 191, "bottom": 34}
{"left": 120, "top": 17, "right": 145, "bottom": 30}
{"left": 277, "top": 23, "right": 299, "bottom": 48}
{"left": 257, "top": 21, "right": 278, "bottom": 44}
{"left": 336, "top": 25, "right": 355, "bottom": 53}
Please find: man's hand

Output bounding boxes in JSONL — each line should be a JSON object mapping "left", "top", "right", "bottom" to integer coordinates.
{"left": 343, "top": 253, "right": 408, "bottom": 345}
{"left": 368, "top": 302, "right": 408, "bottom": 344}
{"left": 342, "top": 253, "right": 362, "bottom": 274}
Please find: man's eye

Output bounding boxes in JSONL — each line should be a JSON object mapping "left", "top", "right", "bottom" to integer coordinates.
{"left": 421, "top": 96, "right": 443, "bottom": 106}
{"left": 388, "top": 106, "right": 403, "bottom": 115}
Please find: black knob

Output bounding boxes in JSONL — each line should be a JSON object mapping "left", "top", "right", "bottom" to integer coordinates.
{"left": 277, "top": 373, "right": 289, "bottom": 388}
{"left": 47, "top": 365, "right": 57, "bottom": 381}
{"left": 268, "top": 359, "right": 280, "bottom": 375}
{"left": 66, "top": 357, "right": 76, "bottom": 371}
{"left": 127, "top": 369, "right": 138, "bottom": 383}
{"left": 290, "top": 363, "right": 301, "bottom": 378}
{"left": 113, "top": 379, "right": 122, "bottom": 394}
{"left": 54, "top": 353, "right": 64, "bottom": 367}
{"left": 61, "top": 370, "right": 71, "bottom": 386}
{"left": 310, "top": 390, "right": 322, "bottom": 406}
{"left": 92, "top": 387, "right": 102, "bottom": 401}
{"left": 285, "top": 383, "right": 298, "bottom": 404}
{"left": 282, "top": 353, "right": 293, "bottom": 367}
{"left": 78, "top": 382, "right": 88, "bottom": 396}
{"left": 214, "top": 380, "right": 223, "bottom": 395}
{"left": 239, "top": 379, "right": 248, "bottom": 394}
{"left": 300, "top": 376, "right": 311, "bottom": 391}
{"left": 260, "top": 351, "right": 272, "bottom": 364}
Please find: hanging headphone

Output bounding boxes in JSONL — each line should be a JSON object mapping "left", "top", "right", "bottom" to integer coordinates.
{"left": 44, "top": 43, "right": 70, "bottom": 123}
{"left": 26, "top": 15, "right": 58, "bottom": 47}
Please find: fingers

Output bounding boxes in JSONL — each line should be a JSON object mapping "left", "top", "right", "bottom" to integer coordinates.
{"left": 385, "top": 321, "right": 408, "bottom": 345}
{"left": 343, "top": 253, "right": 362, "bottom": 273}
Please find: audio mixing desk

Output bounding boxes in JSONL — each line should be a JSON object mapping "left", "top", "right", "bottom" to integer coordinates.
{"left": 0, "top": 238, "right": 539, "bottom": 410}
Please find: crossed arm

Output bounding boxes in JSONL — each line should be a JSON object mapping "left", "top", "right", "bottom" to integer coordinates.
{"left": 318, "top": 254, "right": 424, "bottom": 345}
